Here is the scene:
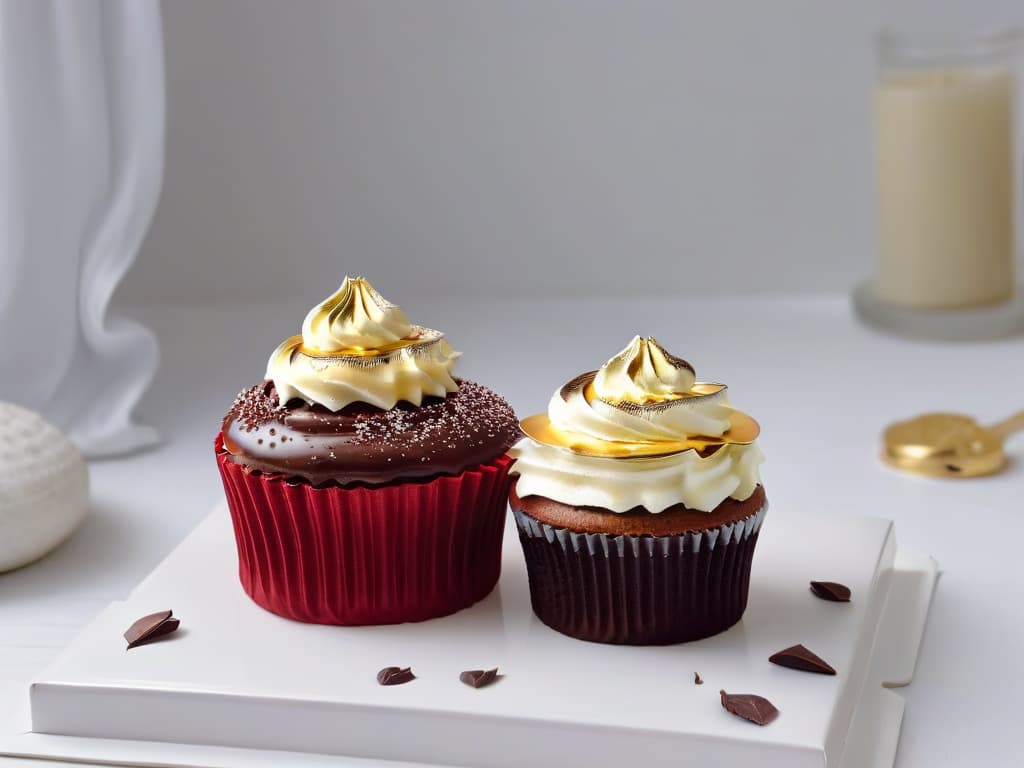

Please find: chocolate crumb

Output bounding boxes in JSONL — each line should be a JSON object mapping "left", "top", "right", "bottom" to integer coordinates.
{"left": 944, "top": 463, "right": 962, "bottom": 472}
{"left": 720, "top": 690, "right": 779, "bottom": 726}
{"left": 769, "top": 644, "right": 836, "bottom": 675}
{"left": 809, "top": 581, "right": 852, "bottom": 602}
{"left": 460, "top": 668, "right": 500, "bottom": 688}
{"left": 377, "top": 666, "right": 416, "bottom": 686}
{"left": 124, "top": 610, "right": 180, "bottom": 650}
{"left": 694, "top": 672, "right": 703, "bottom": 685}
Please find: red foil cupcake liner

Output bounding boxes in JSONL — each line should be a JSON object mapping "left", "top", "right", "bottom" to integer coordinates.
{"left": 215, "top": 436, "right": 514, "bottom": 625}
{"left": 512, "top": 503, "right": 767, "bottom": 645}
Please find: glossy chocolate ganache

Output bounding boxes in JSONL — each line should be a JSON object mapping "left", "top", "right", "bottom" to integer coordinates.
{"left": 221, "top": 379, "right": 518, "bottom": 487}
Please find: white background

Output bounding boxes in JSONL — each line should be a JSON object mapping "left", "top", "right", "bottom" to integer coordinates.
{"left": 119, "top": 0, "right": 1024, "bottom": 306}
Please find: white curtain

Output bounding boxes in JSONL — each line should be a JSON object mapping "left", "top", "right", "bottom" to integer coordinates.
{"left": 0, "top": 0, "right": 164, "bottom": 457}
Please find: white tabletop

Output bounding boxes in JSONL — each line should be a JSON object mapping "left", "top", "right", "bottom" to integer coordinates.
{"left": 2, "top": 295, "right": 1022, "bottom": 766}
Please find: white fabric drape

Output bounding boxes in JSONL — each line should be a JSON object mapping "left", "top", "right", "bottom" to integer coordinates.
{"left": 0, "top": 0, "right": 164, "bottom": 457}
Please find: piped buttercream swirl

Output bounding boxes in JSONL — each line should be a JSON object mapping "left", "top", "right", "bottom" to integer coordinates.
{"left": 592, "top": 335, "right": 696, "bottom": 404}
{"left": 510, "top": 337, "right": 763, "bottom": 513}
{"left": 267, "top": 276, "right": 460, "bottom": 411}
{"left": 301, "top": 277, "right": 413, "bottom": 351}
{"left": 552, "top": 336, "right": 733, "bottom": 443}
{"left": 511, "top": 438, "right": 764, "bottom": 514}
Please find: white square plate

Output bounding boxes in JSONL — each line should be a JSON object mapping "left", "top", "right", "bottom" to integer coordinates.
{"left": 1, "top": 505, "right": 936, "bottom": 768}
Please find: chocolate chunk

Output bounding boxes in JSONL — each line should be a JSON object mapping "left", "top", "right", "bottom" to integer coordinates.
{"left": 694, "top": 672, "right": 703, "bottom": 685}
{"left": 377, "top": 666, "right": 416, "bottom": 686}
{"left": 124, "top": 610, "right": 180, "bottom": 650}
{"left": 720, "top": 690, "right": 779, "bottom": 726}
{"left": 769, "top": 644, "right": 836, "bottom": 675}
{"left": 809, "top": 581, "right": 851, "bottom": 602}
{"left": 460, "top": 668, "right": 500, "bottom": 688}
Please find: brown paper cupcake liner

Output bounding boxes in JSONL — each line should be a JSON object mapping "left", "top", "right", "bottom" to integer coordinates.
{"left": 512, "top": 503, "right": 767, "bottom": 645}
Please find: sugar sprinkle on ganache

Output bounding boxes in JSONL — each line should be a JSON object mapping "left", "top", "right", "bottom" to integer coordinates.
{"left": 351, "top": 381, "right": 517, "bottom": 460}
{"left": 229, "top": 385, "right": 288, "bottom": 432}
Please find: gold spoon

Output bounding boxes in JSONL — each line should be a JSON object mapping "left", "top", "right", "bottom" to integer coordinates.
{"left": 882, "top": 411, "right": 1024, "bottom": 478}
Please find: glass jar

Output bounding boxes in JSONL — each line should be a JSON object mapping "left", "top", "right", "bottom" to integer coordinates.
{"left": 855, "top": 29, "right": 1024, "bottom": 339}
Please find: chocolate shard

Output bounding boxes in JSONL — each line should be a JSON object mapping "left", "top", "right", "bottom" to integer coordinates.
{"left": 124, "top": 610, "right": 180, "bottom": 650}
{"left": 809, "top": 580, "right": 851, "bottom": 602}
{"left": 460, "top": 668, "right": 500, "bottom": 688}
{"left": 769, "top": 644, "right": 836, "bottom": 675}
{"left": 377, "top": 666, "right": 415, "bottom": 686}
{"left": 720, "top": 690, "right": 779, "bottom": 726}
{"left": 694, "top": 672, "right": 703, "bottom": 685}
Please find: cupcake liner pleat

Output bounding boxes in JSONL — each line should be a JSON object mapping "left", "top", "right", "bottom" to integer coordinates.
{"left": 215, "top": 436, "right": 513, "bottom": 625}
{"left": 512, "top": 504, "right": 767, "bottom": 645}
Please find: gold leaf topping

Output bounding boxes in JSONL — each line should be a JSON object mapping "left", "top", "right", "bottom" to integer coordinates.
{"left": 592, "top": 336, "right": 696, "bottom": 405}
{"left": 301, "top": 276, "right": 413, "bottom": 353}
{"left": 266, "top": 275, "right": 460, "bottom": 410}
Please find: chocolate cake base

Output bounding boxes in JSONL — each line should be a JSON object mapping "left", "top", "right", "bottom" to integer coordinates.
{"left": 511, "top": 484, "right": 766, "bottom": 536}
{"left": 511, "top": 492, "right": 767, "bottom": 645}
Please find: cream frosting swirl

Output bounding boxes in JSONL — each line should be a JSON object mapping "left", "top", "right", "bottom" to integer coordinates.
{"left": 267, "top": 277, "right": 460, "bottom": 411}
{"left": 511, "top": 439, "right": 764, "bottom": 514}
{"left": 552, "top": 336, "right": 733, "bottom": 443}
{"left": 510, "top": 337, "right": 763, "bottom": 513}
{"left": 593, "top": 335, "right": 696, "bottom": 404}
{"left": 301, "top": 276, "right": 412, "bottom": 351}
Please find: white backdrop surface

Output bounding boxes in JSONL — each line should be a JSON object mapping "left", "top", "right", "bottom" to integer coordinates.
{"left": 120, "top": 0, "right": 1024, "bottom": 306}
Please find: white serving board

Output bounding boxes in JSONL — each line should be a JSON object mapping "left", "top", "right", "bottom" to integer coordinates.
{"left": 0, "top": 504, "right": 937, "bottom": 768}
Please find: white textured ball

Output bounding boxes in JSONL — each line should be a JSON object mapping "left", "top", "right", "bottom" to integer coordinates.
{"left": 0, "top": 402, "right": 89, "bottom": 572}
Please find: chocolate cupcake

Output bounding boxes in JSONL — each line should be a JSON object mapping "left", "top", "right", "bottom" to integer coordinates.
{"left": 215, "top": 277, "right": 519, "bottom": 625}
{"left": 509, "top": 337, "right": 766, "bottom": 645}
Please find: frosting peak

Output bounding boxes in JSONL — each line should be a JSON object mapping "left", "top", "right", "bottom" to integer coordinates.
{"left": 593, "top": 336, "right": 696, "bottom": 405}
{"left": 266, "top": 277, "right": 459, "bottom": 411}
{"left": 543, "top": 338, "right": 734, "bottom": 446}
{"left": 510, "top": 337, "right": 763, "bottom": 513}
{"left": 301, "top": 276, "right": 413, "bottom": 352}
